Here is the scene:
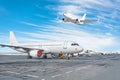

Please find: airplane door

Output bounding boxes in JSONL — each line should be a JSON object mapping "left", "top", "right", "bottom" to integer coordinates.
{"left": 63, "top": 41, "right": 67, "bottom": 49}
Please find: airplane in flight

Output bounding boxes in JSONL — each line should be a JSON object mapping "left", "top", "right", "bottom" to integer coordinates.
{"left": 0, "top": 31, "right": 83, "bottom": 59}
{"left": 61, "top": 12, "right": 97, "bottom": 25}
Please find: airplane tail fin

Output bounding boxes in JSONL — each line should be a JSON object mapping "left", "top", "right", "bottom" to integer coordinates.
{"left": 81, "top": 13, "right": 86, "bottom": 20}
{"left": 10, "top": 31, "right": 19, "bottom": 45}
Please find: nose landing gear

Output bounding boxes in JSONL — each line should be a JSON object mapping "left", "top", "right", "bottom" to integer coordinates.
{"left": 67, "top": 54, "right": 71, "bottom": 60}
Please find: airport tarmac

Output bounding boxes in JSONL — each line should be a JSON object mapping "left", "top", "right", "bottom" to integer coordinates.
{"left": 0, "top": 54, "right": 120, "bottom": 80}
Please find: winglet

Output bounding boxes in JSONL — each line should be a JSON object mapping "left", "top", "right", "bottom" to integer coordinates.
{"left": 10, "top": 31, "right": 18, "bottom": 45}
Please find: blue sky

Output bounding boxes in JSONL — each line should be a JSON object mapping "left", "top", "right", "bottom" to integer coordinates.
{"left": 0, "top": 0, "right": 120, "bottom": 52}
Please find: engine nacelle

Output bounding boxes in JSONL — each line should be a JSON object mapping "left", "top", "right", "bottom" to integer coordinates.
{"left": 62, "top": 18, "right": 65, "bottom": 21}
{"left": 29, "top": 50, "right": 43, "bottom": 58}
{"left": 76, "top": 19, "right": 78, "bottom": 21}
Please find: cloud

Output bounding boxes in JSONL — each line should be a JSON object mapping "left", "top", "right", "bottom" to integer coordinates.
{"left": 17, "top": 25, "right": 116, "bottom": 51}
{"left": 59, "top": 0, "right": 103, "bottom": 7}
{"left": 35, "top": 14, "right": 48, "bottom": 18}
{"left": 59, "top": 0, "right": 115, "bottom": 8}
{"left": 51, "top": 0, "right": 119, "bottom": 27}
{"left": 54, "top": 0, "right": 118, "bottom": 17}
{"left": 56, "top": 5, "right": 85, "bottom": 15}
{"left": 1, "top": 0, "right": 119, "bottom": 53}
{"left": 20, "top": 21, "right": 41, "bottom": 27}
{"left": 0, "top": 35, "right": 9, "bottom": 44}
{"left": 18, "top": 0, "right": 119, "bottom": 52}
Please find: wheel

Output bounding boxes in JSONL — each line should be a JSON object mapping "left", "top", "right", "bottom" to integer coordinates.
{"left": 27, "top": 56, "right": 32, "bottom": 59}
{"left": 67, "top": 57, "right": 70, "bottom": 60}
{"left": 67, "top": 54, "right": 70, "bottom": 60}
{"left": 43, "top": 54, "right": 47, "bottom": 59}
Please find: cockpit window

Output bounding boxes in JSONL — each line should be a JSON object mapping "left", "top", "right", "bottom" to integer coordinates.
{"left": 71, "top": 43, "right": 79, "bottom": 46}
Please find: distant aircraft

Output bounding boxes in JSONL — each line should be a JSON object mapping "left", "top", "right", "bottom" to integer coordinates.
{"left": 0, "top": 31, "right": 83, "bottom": 59}
{"left": 61, "top": 12, "right": 97, "bottom": 25}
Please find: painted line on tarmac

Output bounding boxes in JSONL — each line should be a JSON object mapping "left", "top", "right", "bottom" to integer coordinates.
{"left": 75, "top": 65, "right": 92, "bottom": 71}
{"left": 26, "top": 74, "right": 39, "bottom": 78}
{"left": 6, "top": 71, "right": 20, "bottom": 75}
{"left": 6, "top": 71, "right": 39, "bottom": 78}
{"left": 51, "top": 65, "right": 92, "bottom": 78}
{"left": 65, "top": 70, "right": 73, "bottom": 74}
{"left": 51, "top": 74, "right": 62, "bottom": 78}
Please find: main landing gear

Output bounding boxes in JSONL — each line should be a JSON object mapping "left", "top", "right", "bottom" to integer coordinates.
{"left": 43, "top": 54, "right": 47, "bottom": 59}
{"left": 67, "top": 54, "right": 71, "bottom": 60}
{"left": 27, "top": 55, "right": 32, "bottom": 59}
{"left": 27, "top": 53, "right": 32, "bottom": 59}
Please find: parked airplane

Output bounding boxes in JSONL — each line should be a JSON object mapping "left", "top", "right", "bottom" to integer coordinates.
{"left": 0, "top": 31, "right": 83, "bottom": 59}
{"left": 61, "top": 12, "right": 97, "bottom": 25}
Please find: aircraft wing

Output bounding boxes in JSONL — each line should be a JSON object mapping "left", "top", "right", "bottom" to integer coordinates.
{"left": 0, "top": 44, "right": 44, "bottom": 52}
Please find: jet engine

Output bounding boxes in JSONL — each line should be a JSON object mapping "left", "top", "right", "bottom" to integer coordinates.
{"left": 62, "top": 18, "right": 65, "bottom": 21}
{"left": 29, "top": 50, "right": 43, "bottom": 58}
{"left": 76, "top": 19, "right": 78, "bottom": 21}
